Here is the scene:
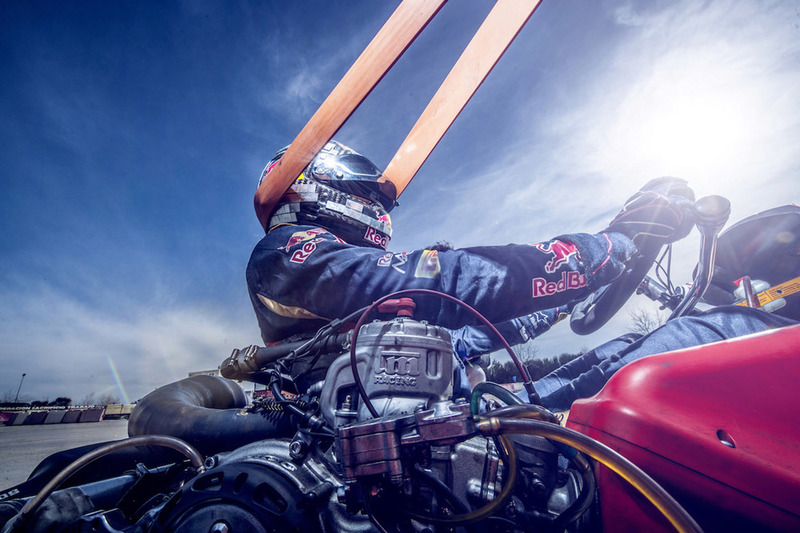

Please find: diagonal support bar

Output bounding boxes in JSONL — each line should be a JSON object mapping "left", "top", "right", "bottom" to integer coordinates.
{"left": 382, "top": 0, "right": 543, "bottom": 197}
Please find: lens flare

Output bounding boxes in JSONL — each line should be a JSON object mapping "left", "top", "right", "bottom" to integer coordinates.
{"left": 106, "top": 355, "right": 131, "bottom": 404}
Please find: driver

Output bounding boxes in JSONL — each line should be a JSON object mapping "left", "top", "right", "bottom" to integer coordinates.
{"left": 247, "top": 141, "right": 698, "bottom": 406}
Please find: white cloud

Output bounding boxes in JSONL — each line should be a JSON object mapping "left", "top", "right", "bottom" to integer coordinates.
{"left": 0, "top": 283, "right": 260, "bottom": 403}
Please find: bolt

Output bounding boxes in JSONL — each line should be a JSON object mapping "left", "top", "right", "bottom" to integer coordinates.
{"left": 210, "top": 521, "right": 230, "bottom": 533}
{"left": 506, "top": 500, "right": 518, "bottom": 518}
{"left": 289, "top": 440, "right": 307, "bottom": 458}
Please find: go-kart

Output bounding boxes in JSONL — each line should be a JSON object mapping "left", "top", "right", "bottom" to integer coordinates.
{"left": 1, "top": 199, "right": 798, "bottom": 533}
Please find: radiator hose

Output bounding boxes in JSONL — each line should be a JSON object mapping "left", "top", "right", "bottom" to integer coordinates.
{"left": 128, "top": 375, "right": 293, "bottom": 455}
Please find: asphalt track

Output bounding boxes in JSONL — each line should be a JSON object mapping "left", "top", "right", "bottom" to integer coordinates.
{"left": 0, "top": 419, "right": 129, "bottom": 489}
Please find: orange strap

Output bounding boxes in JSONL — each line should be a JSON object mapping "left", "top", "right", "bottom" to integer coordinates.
{"left": 254, "top": 0, "right": 545, "bottom": 230}
{"left": 383, "top": 0, "right": 543, "bottom": 196}
{"left": 254, "top": 0, "right": 447, "bottom": 231}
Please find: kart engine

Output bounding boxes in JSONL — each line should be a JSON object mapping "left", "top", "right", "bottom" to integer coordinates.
{"left": 0, "top": 314, "right": 586, "bottom": 533}
{"left": 150, "top": 315, "right": 584, "bottom": 533}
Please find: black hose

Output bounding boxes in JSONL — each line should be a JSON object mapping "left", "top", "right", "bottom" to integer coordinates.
{"left": 410, "top": 464, "right": 470, "bottom": 514}
{"left": 550, "top": 453, "right": 596, "bottom": 530}
{"left": 403, "top": 435, "right": 518, "bottom": 526}
{"left": 128, "top": 375, "right": 294, "bottom": 456}
{"left": 6, "top": 436, "right": 203, "bottom": 532}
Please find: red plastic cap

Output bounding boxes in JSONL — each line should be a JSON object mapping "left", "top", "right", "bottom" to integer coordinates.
{"left": 377, "top": 298, "right": 416, "bottom": 317}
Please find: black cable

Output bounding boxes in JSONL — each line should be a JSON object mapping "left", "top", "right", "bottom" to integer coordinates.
{"left": 550, "top": 453, "right": 596, "bottom": 530}
{"left": 13, "top": 436, "right": 204, "bottom": 528}
{"left": 409, "top": 464, "right": 470, "bottom": 514}
{"left": 267, "top": 371, "right": 334, "bottom": 437}
{"left": 281, "top": 309, "right": 364, "bottom": 380}
{"left": 401, "top": 434, "right": 518, "bottom": 526}
{"left": 396, "top": 465, "right": 481, "bottom": 533}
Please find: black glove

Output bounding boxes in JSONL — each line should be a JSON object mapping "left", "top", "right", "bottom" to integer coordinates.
{"left": 604, "top": 177, "right": 696, "bottom": 247}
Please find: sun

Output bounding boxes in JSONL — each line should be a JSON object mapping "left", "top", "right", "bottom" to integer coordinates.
{"left": 593, "top": 38, "right": 782, "bottom": 203}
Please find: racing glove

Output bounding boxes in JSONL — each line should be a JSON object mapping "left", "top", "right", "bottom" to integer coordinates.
{"left": 604, "top": 177, "right": 696, "bottom": 248}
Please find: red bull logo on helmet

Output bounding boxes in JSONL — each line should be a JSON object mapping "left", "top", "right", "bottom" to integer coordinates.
{"left": 532, "top": 240, "right": 580, "bottom": 273}
{"left": 365, "top": 227, "right": 389, "bottom": 249}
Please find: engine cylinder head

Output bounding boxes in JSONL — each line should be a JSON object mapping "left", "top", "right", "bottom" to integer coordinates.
{"left": 319, "top": 317, "right": 455, "bottom": 428}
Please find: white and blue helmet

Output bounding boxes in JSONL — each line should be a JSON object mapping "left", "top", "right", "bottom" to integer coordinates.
{"left": 260, "top": 141, "right": 396, "bottom": 249}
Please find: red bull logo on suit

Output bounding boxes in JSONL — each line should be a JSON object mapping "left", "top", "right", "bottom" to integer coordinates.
{"left": 532, "top": 271, "right": 587, "bottom": 298}
{"left": 532, "top": 240, "right": 580, "bottom": 273}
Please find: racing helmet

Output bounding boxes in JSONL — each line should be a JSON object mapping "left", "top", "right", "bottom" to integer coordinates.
{"left": 259, "top": 141, "right": 397, "bottom": 249}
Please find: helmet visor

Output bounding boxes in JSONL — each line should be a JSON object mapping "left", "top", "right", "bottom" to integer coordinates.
{"left": 310, "top": 153, "right": 397, "bottom": 211}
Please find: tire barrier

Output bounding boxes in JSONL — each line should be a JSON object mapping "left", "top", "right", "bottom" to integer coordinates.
{"left": 0, "top": 406, "right": 122, "bottom": 426}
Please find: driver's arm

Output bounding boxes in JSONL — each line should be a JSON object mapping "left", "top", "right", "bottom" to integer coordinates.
{"left": 449, "top": 305, "right": 573, "bottom": 361}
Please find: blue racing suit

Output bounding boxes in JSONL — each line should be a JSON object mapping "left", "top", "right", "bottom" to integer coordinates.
{"left": 246, "top": 223, "right": 797, "bottom": 409}
{"left": 246, "top": 224, "right": 636, "bottom": 345}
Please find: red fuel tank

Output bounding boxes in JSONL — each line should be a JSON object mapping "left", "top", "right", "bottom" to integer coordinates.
{"left": 567, "top": 324, "right": 800, "bottom": 532}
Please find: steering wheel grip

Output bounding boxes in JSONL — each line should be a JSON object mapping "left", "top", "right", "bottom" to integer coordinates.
{"left": 570, "top": 195, "right": 730, "bottom": 335}
{"left": 570, "top": 244, "right": 663, "bottom": 335}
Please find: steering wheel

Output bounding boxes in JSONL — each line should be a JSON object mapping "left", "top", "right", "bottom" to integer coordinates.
{"left": 570, "top": 195, "right": 730, "bottom": 335}
{"left": 569, "top": 244, "right": 664, "bottom": 335}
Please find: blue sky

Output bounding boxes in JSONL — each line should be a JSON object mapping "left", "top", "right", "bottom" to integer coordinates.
{"left": 1, "top": 0, "right": 799, "bottom": 403}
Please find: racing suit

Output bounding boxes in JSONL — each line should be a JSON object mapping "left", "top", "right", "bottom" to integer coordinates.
{"left": 246, "top": 224, "right": 636, "bottom": 346}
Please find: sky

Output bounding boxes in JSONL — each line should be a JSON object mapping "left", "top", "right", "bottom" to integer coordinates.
{"left": 1, "top": 0, "right": 799, "bottom": 404}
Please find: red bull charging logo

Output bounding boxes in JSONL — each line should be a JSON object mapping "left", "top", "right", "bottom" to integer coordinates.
{"left": 282, "top": 228, "right": 328, "bottom": 251}
{"left": 532, "top": 240, "right": 580, "bottom": 273}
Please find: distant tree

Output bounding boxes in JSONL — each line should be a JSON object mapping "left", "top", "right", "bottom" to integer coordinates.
{"left": 485, "top": 359, "right": 519, "bottom": 383}
{"left": 526, "top": 351, "right": 585, "bottom": 381}
{"left": 483, "top": 340, "right": 540, "bottom": 383}
{"left": 0, "top": 390, "right": 31, "bottom": 404}
{"left": 80, "top": 393, "right": 97, "bottom": 406}
{"left": 514, "top": 341, "right": 539, "bottom": 363}
{"left": 98, "top": 393, "right": 121, "bottom": 405}
{"left": 50, "top": 397, "right": 72, "bottom": 407}
{"left": 628, "top": 305, "right": 668, "bottom": 336}
{"left": 485, "top": 350, "right": 585, "bottom": 383}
